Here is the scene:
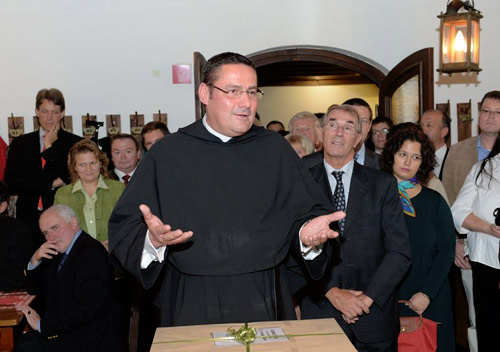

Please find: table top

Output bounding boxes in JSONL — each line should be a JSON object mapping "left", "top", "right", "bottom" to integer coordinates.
{"left": 151, "top": 318, "right": 357, "bottom": 352}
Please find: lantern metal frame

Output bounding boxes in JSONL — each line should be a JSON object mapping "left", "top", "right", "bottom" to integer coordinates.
{"left": 437, "top": 0, "right": 483, "bottom": 74}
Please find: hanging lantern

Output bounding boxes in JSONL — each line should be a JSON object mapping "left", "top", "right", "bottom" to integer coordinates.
{"left": 437, "top": 0, "right": 482, "bottom": 74}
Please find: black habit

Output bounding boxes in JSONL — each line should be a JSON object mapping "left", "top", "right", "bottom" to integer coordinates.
{"left": 108, "top": 120, "right": 335, "bottom": 326}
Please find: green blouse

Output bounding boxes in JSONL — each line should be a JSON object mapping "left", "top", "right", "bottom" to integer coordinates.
{"left": 54, "top": 176, "right": 125, "bottom": 241}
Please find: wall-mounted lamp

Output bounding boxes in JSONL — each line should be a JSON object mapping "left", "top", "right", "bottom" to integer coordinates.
{"left": 437, "top": 0, "right": 482, "bottom": 74}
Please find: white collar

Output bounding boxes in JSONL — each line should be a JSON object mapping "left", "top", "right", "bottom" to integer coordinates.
{"left": 202, "top": 115, "right": 232, "bottom": 143}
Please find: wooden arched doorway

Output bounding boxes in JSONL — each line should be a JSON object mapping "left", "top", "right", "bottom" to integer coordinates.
{"left": 194, "top": 46, "right": 434, "bottom": 123}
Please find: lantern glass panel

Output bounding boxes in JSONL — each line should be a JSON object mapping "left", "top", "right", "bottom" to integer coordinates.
{"left": 442, "top": 22, "right": 452, "bottom": 64}
{"left": 471, "top": 20, "right": 479, "bottom": 64}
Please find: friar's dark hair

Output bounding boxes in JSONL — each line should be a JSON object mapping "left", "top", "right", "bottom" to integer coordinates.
{"left": 202, "top": 52, "right": 256, "bottom": 86}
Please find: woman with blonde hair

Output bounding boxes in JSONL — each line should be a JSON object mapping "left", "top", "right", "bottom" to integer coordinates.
{"left": 285, "top": 134, "right": 315, "bottom": 158}
{"left": 54, "top": 139, "right": 124, "bottom": 248}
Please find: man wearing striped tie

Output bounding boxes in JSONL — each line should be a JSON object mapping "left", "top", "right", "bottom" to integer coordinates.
{"left": 298, "top": 104, "right": 412, "bottom": 352}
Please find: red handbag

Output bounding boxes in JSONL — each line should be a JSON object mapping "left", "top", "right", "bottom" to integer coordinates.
{"left": 398, "top": 301, "right": 439, "bottom": 352}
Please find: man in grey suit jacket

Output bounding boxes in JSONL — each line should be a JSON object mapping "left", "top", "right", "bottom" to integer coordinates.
{"left": 297, "top": 105, "right": 411, "bottom": 351}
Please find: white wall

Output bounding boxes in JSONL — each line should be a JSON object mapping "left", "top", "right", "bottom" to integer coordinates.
{"left": 1, "top": 0, "right": 499, "bottom": 144}
{"left": 258, "top": 84, "right": 379, "bottom": 127}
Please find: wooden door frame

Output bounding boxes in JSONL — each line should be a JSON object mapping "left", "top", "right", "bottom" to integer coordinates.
{"left": 378, "top": 48, "right": 434, "bottom": 118}
{"left": 247, "top": 45, "right": 388, "bottom": 88}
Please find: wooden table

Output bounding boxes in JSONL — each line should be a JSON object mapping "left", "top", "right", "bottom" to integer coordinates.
{"left": 151, "top": 318, "right": 357, "bottom": 351}
{"left": 0, "top": 309, "right": 24, "bottom": 352}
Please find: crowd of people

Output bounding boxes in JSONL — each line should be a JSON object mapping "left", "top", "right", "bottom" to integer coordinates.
{"left": 1, "top": 52, "right": 499, "bottom": 352}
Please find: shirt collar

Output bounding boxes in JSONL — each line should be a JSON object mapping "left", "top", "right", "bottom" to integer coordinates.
{"left": 323, "top": 157, "right": 355, "bottom": 176}
{"left": 435, "top": 144, "right": 447, "bottom": 157}
{"left": 38, "top": 128, "right": 47, "bottom": 152}
{"left": 477, "top": 135, "right": 491, "bottom": 161}
{"left": 202, "top": 115, "right": 232, "bottom": 143}
{"left": 72, "top": 175, "right": 108, "bottom": 193}
{"left": 114, "top": 168, "right": 137, "bottom": 181}
{"left": 356, "top": 143, "right": 366, "bottom": 165}
{"left": 65, "top": 229, "right": 82, "bottom": 255}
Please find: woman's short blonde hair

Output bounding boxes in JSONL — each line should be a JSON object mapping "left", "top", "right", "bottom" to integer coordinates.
{"left": 285, "top": 134, "right": 315, "bottom": 156}
{"left": 68, "top": 139, "right": 109, "bottom": 183}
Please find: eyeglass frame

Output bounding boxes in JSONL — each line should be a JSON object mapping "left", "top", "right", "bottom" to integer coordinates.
{"left": 479, "top": 109, "right": 500, "bottom": 118}
{"left": 324, "top": 120, "right": 358, "bottom": 135}
{"left": 372, "top": 128, "right": 390, "bottom": 136}
{"left": 209, "top": 84, "right": 264, "bottom": 100}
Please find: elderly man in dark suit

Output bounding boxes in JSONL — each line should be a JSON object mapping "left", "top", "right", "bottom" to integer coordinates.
{"left": 5, "top": 88, "right": 81, "bottom": 250}
{"left": 298, "top": 104, "right": 411, "bottom": 351}
{"left": 15, "top": 204, "right": 114, "bottom": 352}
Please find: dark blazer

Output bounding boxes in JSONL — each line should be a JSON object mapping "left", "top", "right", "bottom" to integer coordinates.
{"left": 4, "top": 129, "right": 81, "bottom": 243}
{"left": 300, "top": 159, "right": 411, "bottom": 344}
{"left": 0, "top": 215, "right": 31, "bottom": 291}
{"left": 25, "top": 231, "right": 114, "bottom": 352}
{"left": 364, "top": 148, "right": 380, "bottom": 170}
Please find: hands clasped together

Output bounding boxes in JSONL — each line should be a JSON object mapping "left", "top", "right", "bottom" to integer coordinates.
{"left": 326, "top": 287, "right": 373, "bottom": 325}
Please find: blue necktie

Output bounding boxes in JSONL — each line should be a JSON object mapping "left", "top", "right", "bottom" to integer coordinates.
{"left": 57, "top": 253, "right": 68, "bottom": 273}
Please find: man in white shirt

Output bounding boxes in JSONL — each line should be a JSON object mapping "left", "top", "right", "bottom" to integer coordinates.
{"left": 420, "top": 109, "right": 451, "bottom": 180}
{"left": 299, "top": 104, "right": 411, "bottom": 352}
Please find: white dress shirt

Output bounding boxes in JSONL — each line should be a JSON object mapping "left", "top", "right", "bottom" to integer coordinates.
{"left": 433, "top": 144, "right": 447, "bottom": 177}
{"left": 451, "top": 155, "right": 500, "bottom": 269}
{"left": 114, "top": 168, "right": 137, "bottom": 184}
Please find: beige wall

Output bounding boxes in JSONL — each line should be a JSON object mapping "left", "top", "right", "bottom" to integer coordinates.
{"left": 258, "top": 84, "right": 379, "bottom": 129}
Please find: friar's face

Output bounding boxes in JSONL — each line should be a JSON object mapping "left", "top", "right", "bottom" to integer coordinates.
{"left": 200, "top": 64, "right": 258, "bottom": 137}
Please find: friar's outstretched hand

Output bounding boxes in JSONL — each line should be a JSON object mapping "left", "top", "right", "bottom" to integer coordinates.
{"left": 300, "top": 211, "right": 345, "bottom": 247}
{"left": 140, "top": 204, "right": 193, "bottom": 248}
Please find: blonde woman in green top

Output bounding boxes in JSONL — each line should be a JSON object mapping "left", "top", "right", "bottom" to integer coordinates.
{"left": 54, "top": 139, "right": 125, "bottom": 250}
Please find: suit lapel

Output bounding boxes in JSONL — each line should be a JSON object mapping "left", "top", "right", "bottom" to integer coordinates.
{"left": 309, "top": 162, "right": 333, "bottom": 201}
{"left": 344, "top": 163, "right": 369, "bottom": 235}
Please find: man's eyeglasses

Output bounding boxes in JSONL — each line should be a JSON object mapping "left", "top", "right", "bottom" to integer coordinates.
{"left": 324, "top": 121, "right": 357, "bottom": 135}
{"left": 209, "top": 84, "right": 264, "bottom": 100}
{"left": 479, "top": 109, "right": 500, "bottom": 118}
{"left": 372, "top": 128, "right": 390, "bottom": 136}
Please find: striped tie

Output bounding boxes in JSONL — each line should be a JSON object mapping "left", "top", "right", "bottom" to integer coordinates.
{"left": 332, "top": 171, "right": 346, "bottom": 234}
